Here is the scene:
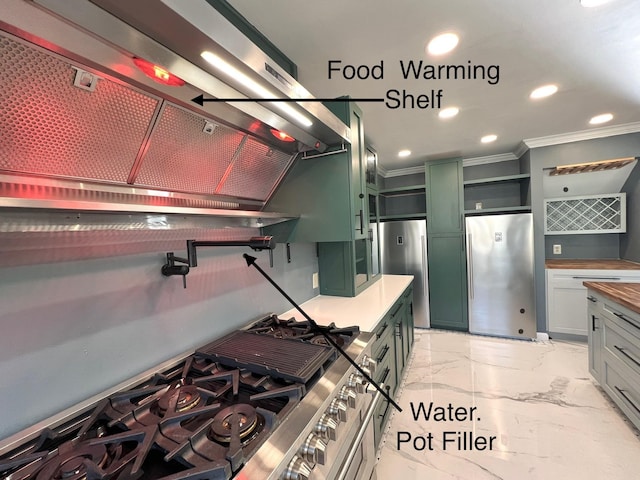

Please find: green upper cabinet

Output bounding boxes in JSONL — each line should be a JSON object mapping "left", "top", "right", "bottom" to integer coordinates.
{"left": 325, "top": 99, "right": 367, "bottom": 241}
{"left": 265, "top": 99, "right": 365, "bottom": 243}
{"left": 426, "top": 158, "right": 464, "bottom": 234}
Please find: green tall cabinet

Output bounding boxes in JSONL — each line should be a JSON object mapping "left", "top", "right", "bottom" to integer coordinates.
{"left": 425, "top": 158, "right": 468, "bottom": 331}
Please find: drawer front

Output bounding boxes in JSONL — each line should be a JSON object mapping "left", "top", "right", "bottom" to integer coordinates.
{"left": 603, "top": 316, "right": 640, "bottom": 376}
{"left": 602, "top": 357, "right": 640, "bottom": 431}
{"left": 586, "top": 291, "right": 604, "bottom": 315}
{"left": 603, "top": 301, "right": 640, "bottom": 332}
{"left": 372, "top": 357, "right": 394, "bottom": 447}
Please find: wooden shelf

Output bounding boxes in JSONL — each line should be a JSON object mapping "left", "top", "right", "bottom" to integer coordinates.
{"left": 378, "top": 184, "right": 426, "bottom": 196}
{"left": 464, "top": 206, "right": 531, "bottom": 215}
{"left": 463, "top": 173, "right": 530, "bottom": 186}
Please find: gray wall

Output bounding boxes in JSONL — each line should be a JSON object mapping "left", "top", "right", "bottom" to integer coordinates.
{"left": 0, "top": 242, "right": 318, "bottom": 440}
{"left": 621, "top": 162, "right": 640, "bottom": 262}
{"left": 544, "top": 234, "right": 620, "bottom": 259}
{"left": 530, "top": 132, "right": 640, "bottom": 332}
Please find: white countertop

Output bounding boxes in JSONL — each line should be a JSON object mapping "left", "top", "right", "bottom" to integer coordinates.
{"left": 280, "top": 274, "right": 414, "bottom": 332}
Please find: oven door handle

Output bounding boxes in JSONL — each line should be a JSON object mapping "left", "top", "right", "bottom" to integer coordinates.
{"left": 335, "top": 388, "right": 384, "bottom": 480}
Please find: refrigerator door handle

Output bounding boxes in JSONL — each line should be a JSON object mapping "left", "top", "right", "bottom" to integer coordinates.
{"left": 467, "top": 233, "right": 474, "bottom": 300}
{"left": 421, "top": 235, "right": 428, "bottom": 298}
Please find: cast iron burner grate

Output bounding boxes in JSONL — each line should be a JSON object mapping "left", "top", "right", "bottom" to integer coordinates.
{"left": 196, "top": 331, "right": 336, "bottom": 384}
{"left": 246, "top": 314, "right": 360, "bottom": 348}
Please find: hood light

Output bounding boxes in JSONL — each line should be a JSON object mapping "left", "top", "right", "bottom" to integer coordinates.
{"left": 133, "top": 57, "right": 185, "bottom": 86}
{"left": 200, "top": 51, "right": 313, "bottom": 128}
{"left": 271, "top": 129, "right": 296, "bottom": 142}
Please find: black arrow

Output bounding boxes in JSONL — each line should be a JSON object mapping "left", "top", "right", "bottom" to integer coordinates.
{"left": 243, "top": 253, "right": 402, "bottom": 413}
{"left": 192, "top": 94, "right": 384, "bottom": 106}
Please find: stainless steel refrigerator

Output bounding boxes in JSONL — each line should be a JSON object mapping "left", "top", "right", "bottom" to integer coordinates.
{"left": 379, "top": 220, "right": 430, "bottom": 328}
{"left": 465, "top": 213, "right": 536, "bottom": 339}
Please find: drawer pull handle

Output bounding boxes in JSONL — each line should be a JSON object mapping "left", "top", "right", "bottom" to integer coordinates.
{"left": 377, "top": 345, "right": 390, "bottom": 363}
{"left": 613, "top": 312, "right": 640, "bottom": 330}
{"left": 592, "top": 315, "right": 598, "bottom": 331}
{"left": 376, "top": 323, "right": 388, "bottom": 339}
{"left": 572, "top": 276, "right": 620, "bottom": 280}
{"left": 380, "top": 367, "right": 390, "bottom": 384}
{"left": 395, "top": 324, "right": 402, "bottom": 338}
{"left": 587, "top": 295, "right": 597, "bottom": 303}
{"left": 391, "top": 303, "right": 403, "bottom": 318}
{"left": 378, "top": 383, "right": 392, "bottom": 418}
{"left": 614, "top": 345, "right": 640, "bottom": 369}
{"left": 614, "top": 386, "right": 640, "bottom": 415}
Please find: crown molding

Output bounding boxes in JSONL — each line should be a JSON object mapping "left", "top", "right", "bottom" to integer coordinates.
{"left": 381, "top": 165, "right": 425, "bottom": 178}
{"left": 379, "top": 122, "right": 640, "bottom": 178}
{"left": 523, "top": 121, "right": 640, "bottom": 148}
{"left": 462, "top": 152, "right": 517, "bottom": 167}
{"left": 513, "top": 141, "right": 530, "bottom": 158}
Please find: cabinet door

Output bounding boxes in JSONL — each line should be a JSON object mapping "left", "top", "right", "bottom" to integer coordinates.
{"left": 548, "top": 280, "right": 589, "bottom": 336}
{"left": 426, "top": 158, "right": 463, "bottom": 234}
{"left": 428, "top": 233, "right": 468, "bottom": 331}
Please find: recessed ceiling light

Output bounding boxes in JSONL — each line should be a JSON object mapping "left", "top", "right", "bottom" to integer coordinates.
{"left": 580, "top": 0, "right": 615, "bottom": 7}
{"left": 530, "top": 84, "right": 558, "bottom": 99}
{"left": 398, "top": 150, "right": 411, "bottom": 158}
{"left": 427, "top": 33, "right": 459, "bottom": 55}
{"left": 481, "top": 134, "right": 497, "bottom": 144}
{"left": 589, "top": 113, "right": 613, "bottom": 125}
{"left": 439, "top": 107, "right": 460, "bottom": 119}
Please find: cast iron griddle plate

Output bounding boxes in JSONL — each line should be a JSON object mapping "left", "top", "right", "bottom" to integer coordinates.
{"left": 196, "top": 330, "right": 336, "bottom": 384}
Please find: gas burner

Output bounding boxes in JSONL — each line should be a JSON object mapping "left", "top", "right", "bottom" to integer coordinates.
{"left": 158, "top": 384, "right": 201, "bottom": 414}
{"left": 209, "top": 405, "right": 263, "bottom": 445}
{"left": 309, "top": 334, "right": 344, "bottom": 348}
{"left": 36, "top": 443, "right": 110, "bottom": 480}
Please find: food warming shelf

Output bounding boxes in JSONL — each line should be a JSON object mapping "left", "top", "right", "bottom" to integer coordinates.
{"left": 196, "top": 331, "right": 337, "bottom": 384}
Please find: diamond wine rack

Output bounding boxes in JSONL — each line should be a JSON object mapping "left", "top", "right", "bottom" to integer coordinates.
{"left": 544, "top": 193, "right": 626, "bottom": 235}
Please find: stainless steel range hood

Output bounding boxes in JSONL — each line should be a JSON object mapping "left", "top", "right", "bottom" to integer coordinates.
{"left": 0, "top": 0, "right": 349, "bottom": 219}
{"left": 29, "top": 0, "right": 350, "bottom": 150}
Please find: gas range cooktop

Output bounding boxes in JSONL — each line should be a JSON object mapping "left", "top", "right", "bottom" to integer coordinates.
{"left": 0, "top": 315, "right": 366, "bottom": 480}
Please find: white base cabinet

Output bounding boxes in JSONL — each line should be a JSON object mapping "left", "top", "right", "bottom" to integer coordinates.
{"left": 546, "top": 269, "right": 640, "bottom": 337}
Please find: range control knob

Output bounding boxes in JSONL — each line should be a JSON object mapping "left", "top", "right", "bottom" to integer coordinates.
{"left": 327, "top": 398, "right": 348, "bottom": 422}
{"left": 314, "top": 413, "right": 338, "bottom": 441}
{"left": 361, "top": 355, "right": 377, "bottom": 375}
{"left": 347, "top": 372, "right": 365, "bottom": 393}
{"left": 282, "top": 455, "right": 312, "bottom": 480}
{"left": 338, "top": 385, "right": 357, "bottom": 408}
{"left": 300, "top": 433, "right": 327, "bottom": 465}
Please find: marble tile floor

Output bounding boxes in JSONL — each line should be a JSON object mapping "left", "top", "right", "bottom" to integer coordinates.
{"left": 374, "top": 329, "right": 640, "bottom": 480}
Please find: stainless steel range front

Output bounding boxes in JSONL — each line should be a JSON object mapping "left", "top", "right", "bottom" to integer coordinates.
{"left": 0, "top": 315, "right": 380, "bottom": 480}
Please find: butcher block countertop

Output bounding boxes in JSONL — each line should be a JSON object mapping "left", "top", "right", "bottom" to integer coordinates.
{"left": 546, "top": 259, "right": 640, "bottom": 270}
{"left": 280, "top": 274, "right": 414, "bottom": 332}
{"left": 583, "top": 282, "right": 640, "bottom": 315}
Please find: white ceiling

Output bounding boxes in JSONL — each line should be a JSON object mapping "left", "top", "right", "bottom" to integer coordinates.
{"left": 227, "top": 0, "right": 640, "bottom": 171}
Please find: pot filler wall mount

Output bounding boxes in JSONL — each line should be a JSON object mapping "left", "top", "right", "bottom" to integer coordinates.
{"left": 161, "top": 237, "right": 402, "bottom": 416}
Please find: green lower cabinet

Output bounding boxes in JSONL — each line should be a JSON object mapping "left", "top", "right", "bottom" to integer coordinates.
{"left": 427, "top": 233, "right": 468, "bottom": 331}
{"left": 372, "top": 285, "right": 415, "bottom": 448}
